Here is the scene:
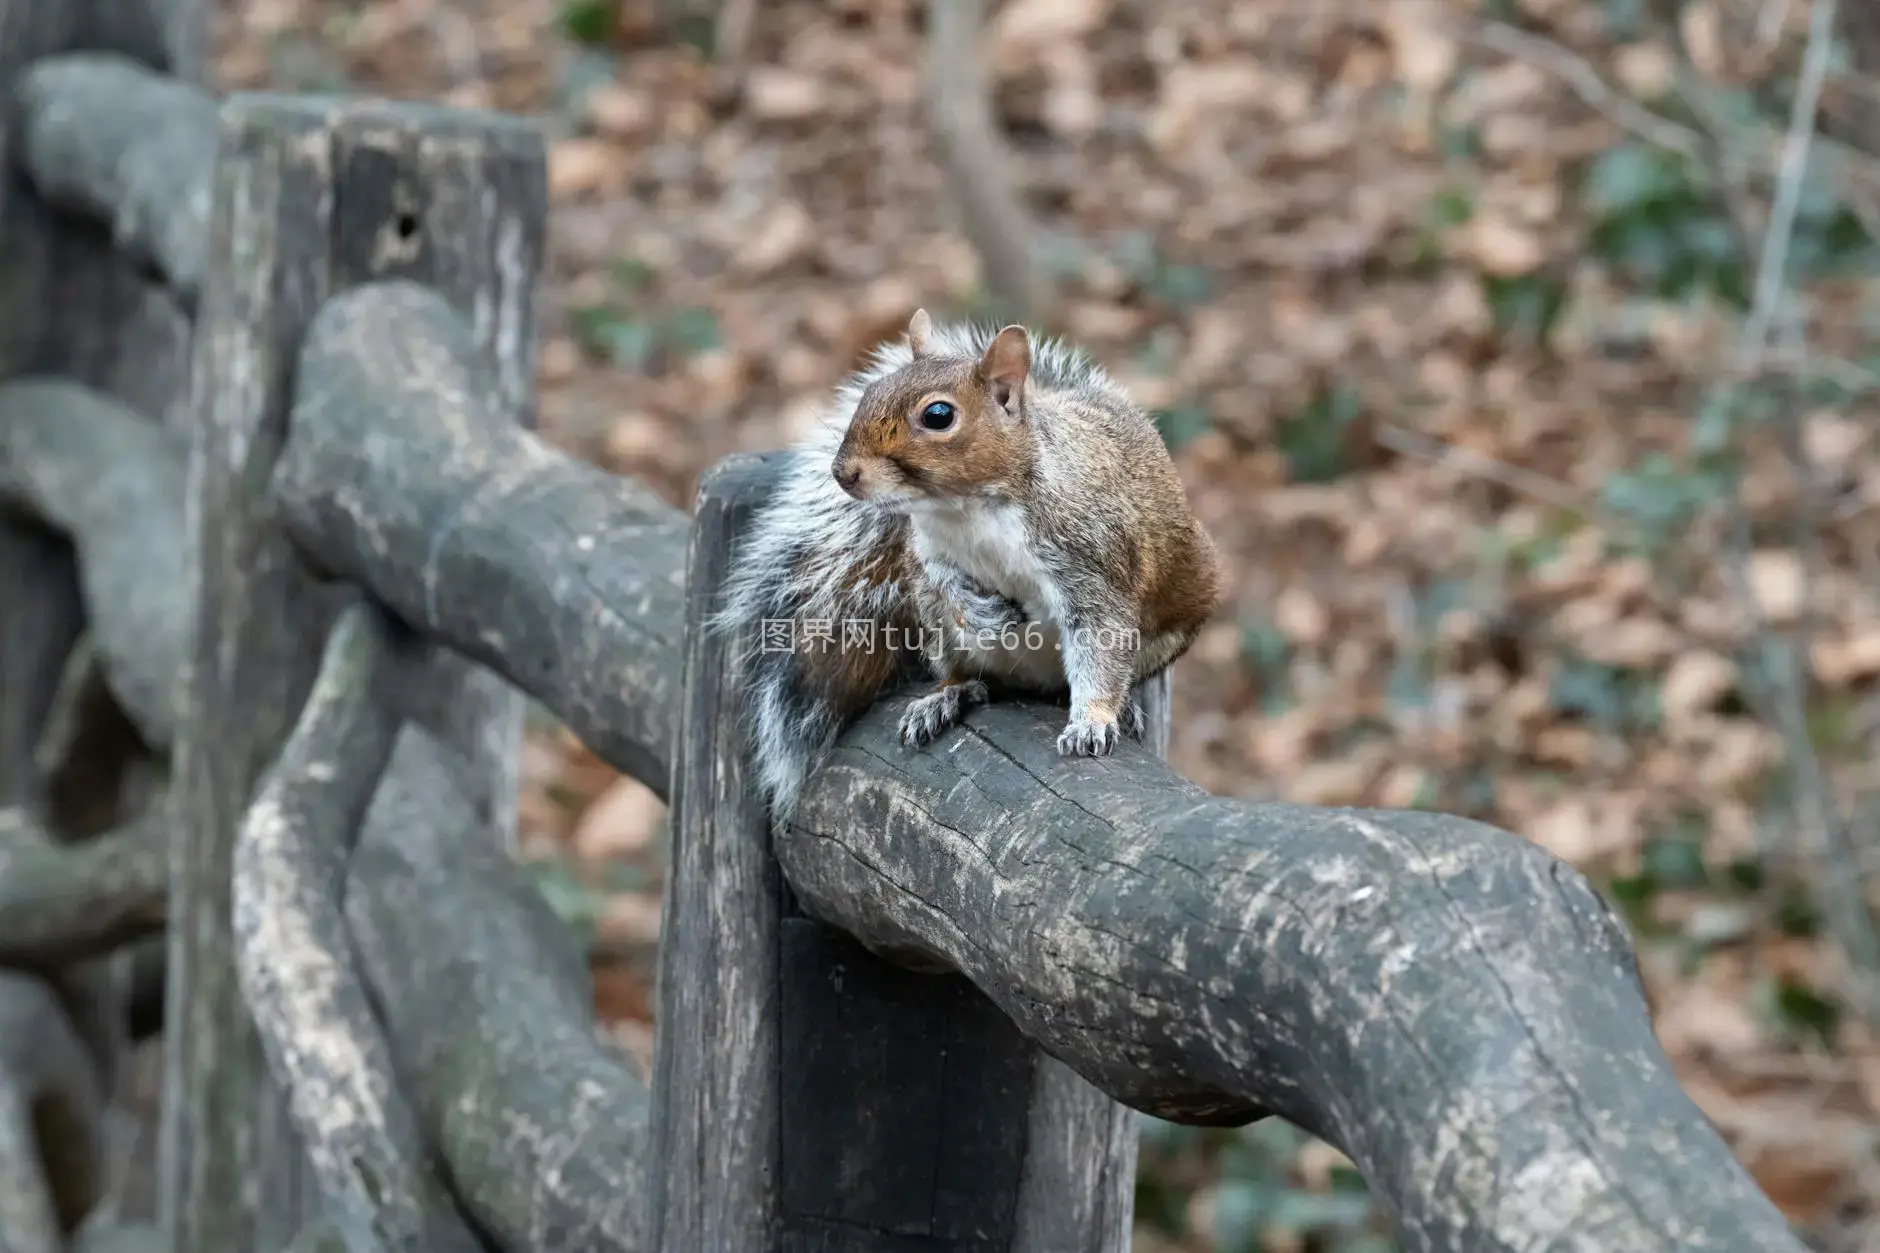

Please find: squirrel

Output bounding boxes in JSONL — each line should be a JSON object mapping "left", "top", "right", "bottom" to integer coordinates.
{"left": 714, "top": 308, "right": 1222, "bottom": 820}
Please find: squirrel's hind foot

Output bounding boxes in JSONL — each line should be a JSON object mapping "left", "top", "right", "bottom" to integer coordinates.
{"left": 1117, "top": 695, "right": 1147, "bottom": 742}
{"left": 900, "top": 679, "right": 990, "bottom": 748}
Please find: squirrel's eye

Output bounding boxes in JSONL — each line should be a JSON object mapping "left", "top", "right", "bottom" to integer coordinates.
{"left": 919, "top": 401, "right": 956, "bottom": 431}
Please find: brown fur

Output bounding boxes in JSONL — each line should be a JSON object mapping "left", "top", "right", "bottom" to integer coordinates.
{"left": 799, "top": 626, "right": 909, "bottom": 725}
{"left": 789, "top": 531, "right": 918, "bottom": 724}
{"left": 835, "top": 522, "right": 913, "bottom": 596}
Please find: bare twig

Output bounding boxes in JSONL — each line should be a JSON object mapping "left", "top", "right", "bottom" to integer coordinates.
{"left": 1470, "top": 15, "right": 1880, "bottom": 223}
{"left": 1741, "top": 0, "right": 1840, "bottom": 364}
{"left": 1373, "top": 424, "right": 1620, "bottom": 530}
{"left": 1466, "top": 21, "right": 1703, "bottom": 157}
{"left": 715, "top": 0, "right": 758, "bottom": 71}
{"left": 1691, "top": 0, "right": 1880, "bottom": 1018}
{"left": 1758, "top": 0, "right": 1797, "bottom": 50}
{"left": 922, "top": 0, "right": 1056, "bottom": 324}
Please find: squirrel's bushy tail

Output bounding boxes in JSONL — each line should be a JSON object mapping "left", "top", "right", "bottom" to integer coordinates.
{"left": 710, "top": 421, "right": 917, "bottom": 820}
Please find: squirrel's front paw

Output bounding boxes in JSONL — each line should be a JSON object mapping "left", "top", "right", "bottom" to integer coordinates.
{"left": 1057, "top": 715, "right": 1120, "bottom": 757}
{"left": 900, "top": 679, "right": 990, "bottom": 748}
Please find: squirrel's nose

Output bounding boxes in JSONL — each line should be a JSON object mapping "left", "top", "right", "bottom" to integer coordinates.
{"left": 833, "top": 461, "right": 861, "bottom": 492}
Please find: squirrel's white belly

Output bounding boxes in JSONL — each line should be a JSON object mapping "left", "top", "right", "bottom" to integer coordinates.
{"left": 910, "top": 503, "right": 1069, "bottom": 691}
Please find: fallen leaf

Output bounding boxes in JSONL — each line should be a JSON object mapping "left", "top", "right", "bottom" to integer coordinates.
{"left": 548, "top": 138, "right": 624, "bottom": 200}
{"left": 1381, "top": 0, "right": 1457, "bottom": 94}
{"left": 597, "top": 894, "right": 663, "bottom": 947}
{"left": 733, "top": 200, "right": 817, "bottom": 276}
{"left": 1812, "top": 626, "right": 1880, "bottom": 686}
{"left": 1660, "top": 651, "right": 1738, "bottom": 722}
{"left": 585, "top": 84, "right": 653, "bottom": 139}
{"left": 991, "top": 0, "right": 1111, "bottom": 50}
{"left": 1465, "top": 215, "right": 1546, "bottom": 276}
{"left": 1803, "top": 412, "right": 1866, "bottom": 465}
{"left": 571, "top": 775, "right": 666, "bottom": 864}
{"left": 1274, "top": 586, "right": 1330, "bottom": 644}
{"left": 1576, "top": 616, "right": 1680, "bottom": 667}
{"left": 744, "top": 67, "right": 829, "bottom": 121}
{"left": 1747, "top": 551, "right": 1807, "bottom": 624}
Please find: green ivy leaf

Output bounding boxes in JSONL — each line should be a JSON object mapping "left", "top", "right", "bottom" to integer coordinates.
{"left": 1149, "top": 263, "right": 1216, "bottom": 310}
{"left": 1238, "top": 620, "right": 1292, "bottom": 684}
{"left": 1608, "top": 871, "right": 1656, "bottom": 909}
{"left": 1725, "top": 856, "right": 1765, "bottom": 893}
{"left": 1598, "top": 453, "right": 1730, "bottom": 550}
{"left": 1133, "top": 1172, "right": 1190, "bottom": 1237}
{"left": 1482, "top": 273, "right": 1567, "bottom": 346}
{"left": 1550, "top": 658, "right": 1658, "bottom": 731}
{"left": 662, "top": 306, "right": 722, "bottom": 355}
{"left": 610, "top": 256, "right": 659, "bottom": 291}
{"left": 1640, "top": 834, "right": 1709, "bottom": 891}
{"left": 559, "top": 0, "right": 613, "bottom": 45}
{"left": 1775, "top": 881, "right": 1822, "bottom": 937}
{"left": 1583, "top": 143, "right": 1682, "bottom": 217}
{"left": 1771, "top": 976, "right": 1841, "bottom": 1044}
{"left": 1277, "top": 385, "right": 1363, "bottom": 483}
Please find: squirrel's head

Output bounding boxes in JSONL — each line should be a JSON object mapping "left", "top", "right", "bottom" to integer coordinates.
{"left": 831, "top": 309, "right": 1033, "bottom": 508}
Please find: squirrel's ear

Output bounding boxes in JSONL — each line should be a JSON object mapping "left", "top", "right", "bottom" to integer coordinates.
{"left": 906, "top": 308, "right": 933, "bottom": 357}
{"left": 978, "top": 325, "right": 1030, "bottom": 413}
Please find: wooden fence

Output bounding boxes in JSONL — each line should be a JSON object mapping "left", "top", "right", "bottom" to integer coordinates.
{"left": 0, "top": 3, "right": 1816, "bottom": 1252}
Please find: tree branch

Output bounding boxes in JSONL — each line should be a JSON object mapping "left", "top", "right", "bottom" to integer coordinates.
{"left": 923, "top": 0, "right": 1055, "bottom": 324}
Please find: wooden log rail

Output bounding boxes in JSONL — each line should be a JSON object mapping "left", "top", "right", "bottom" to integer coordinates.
{"left": 0, "top": 8, "right": 1819, "bottom": 1253}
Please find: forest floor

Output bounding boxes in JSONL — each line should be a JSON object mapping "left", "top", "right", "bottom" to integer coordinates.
{"left": 213, "top": 0, "right": 1880, "bottom": 1248}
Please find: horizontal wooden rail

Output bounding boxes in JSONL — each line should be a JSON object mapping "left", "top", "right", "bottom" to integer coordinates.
{"left": 0, "top": 805, "right": 167, "bottom": 971}
{"left": 272, "top": 280, "right": 690, "bottom": 795}
{"left": 15, "top": 54, "right": 216, "bottom": 304}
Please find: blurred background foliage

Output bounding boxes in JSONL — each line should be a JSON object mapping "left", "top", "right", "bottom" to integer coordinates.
{"left": 216, "top": 0, "right": 1880, "bottom": 1247}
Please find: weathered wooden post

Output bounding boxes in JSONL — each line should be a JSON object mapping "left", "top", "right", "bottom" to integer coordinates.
{"left": 162, "top": 93, "right": 543, "bottom": 1251}
{"left": 654, "top": 453, "right": 1152, "bottom": 1252}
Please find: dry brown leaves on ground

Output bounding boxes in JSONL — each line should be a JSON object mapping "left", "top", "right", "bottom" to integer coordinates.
{"left": 215, "top": 0, "right": 1880, "bottom": 1244}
